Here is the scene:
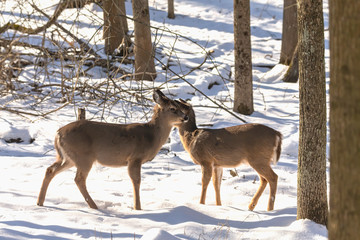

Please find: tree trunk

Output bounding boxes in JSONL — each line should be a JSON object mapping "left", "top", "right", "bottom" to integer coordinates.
{"left": 168, "top": 0, "right": 175, "bottom": 19}
{"left": 280, "top": 0, "right": 298, "bottom": 65}
{"left": 297, "top": 0, "right": 328, "bottom": 226}
{"left": 233, "top": 0, "right": 253, "bottom": 115}
{"left": 77, "top": 107, "right": 86, "bottom": 120}
{"left": 103, "top": 0, "right": 128, "bottom": 55}
{"left": 132, "top": 0, "right": 157, "bottom": 81}
{"left": 283, "top": 43, "right": 298, "bottom": 83}
{"left": 329, "top": 0, "right": 360, "bottom": 239}
{"left": 65, "top": 0, "right": 101, "bottom": 9}
{"left": 119, "top": 0, "right": 128, "bottom": 33}
{"left": 66, "top": 0, "right": 88, "bottom": 8}
{"left": 281, "top": 0, "right": 298, "bottom": 82}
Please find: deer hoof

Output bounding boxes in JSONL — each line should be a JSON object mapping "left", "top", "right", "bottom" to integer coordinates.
{"left": 248, "top": 203, "right": 256, "bottom": 211}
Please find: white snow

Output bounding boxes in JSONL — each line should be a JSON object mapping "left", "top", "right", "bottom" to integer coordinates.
{"left": 0, "top": 0, "right": 329, "bottom": 239}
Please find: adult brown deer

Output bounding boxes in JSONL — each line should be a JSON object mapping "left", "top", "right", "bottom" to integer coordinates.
{"left": 37, "top": 90, "right": 188, "bottom": 210}
{"left": 174, "top": 99, "right": 282, "bottom": 211}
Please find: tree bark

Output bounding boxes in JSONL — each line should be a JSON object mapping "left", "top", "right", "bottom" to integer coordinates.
{"left": 233, "top": 0, "right": 253, "bottom": 115}
{"left": 283, "top": 43, "right": 298, "bottom": 83}
{"left": 132, "top": 0, "right": 157, "bottom": 81}
{"left": 168, "top": 0, "right": 175, "bottom": 19}
{"left": 281, "top": 0, "right": 298, "bottom": 82}
{"left": 66, "top": 0, "right": 90, "bottom": 8}
{"left": 329, "top": 0, "right": 360, "bottom": 239}
{"left": 118, "top": 0, "right": 128, "bottom": 34}
{"left": 103, "top": 0, "right": 128, "bottom": 55}
{"left": 280, "top": 0, "right": 298, "bottom": 65}
{"left": 297, "top": 0, "right": 328, "bottom": 226}
{"left": 77, "top": 107, "right": 86, "bottom": 120}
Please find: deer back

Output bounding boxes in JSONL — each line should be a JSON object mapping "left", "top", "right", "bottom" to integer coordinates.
{"left": 56, "top": 120, "right": 158, "bottom": 167}
{"left": 182, "top": 123, "right": 282, "bottom": 168}
{"left": 55, "top": 91, "right": 188, "bottom": 168}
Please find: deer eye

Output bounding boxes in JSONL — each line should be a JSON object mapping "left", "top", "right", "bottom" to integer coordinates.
{"left": 170, "top": 107, "right": 176, "bottom": 112}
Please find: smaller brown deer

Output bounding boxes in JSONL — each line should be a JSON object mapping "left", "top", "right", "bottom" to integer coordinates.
{"left": 174, "top": 99, "right": 282, "bottom": 211}
{"left": 37, "top": 90, "right": 188, "bottom": 210}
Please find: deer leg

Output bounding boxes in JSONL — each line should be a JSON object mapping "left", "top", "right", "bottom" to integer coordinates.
{"left": 128, "top": 160, "right": 142, "bottom": 210}
{"left": 200, "top": 163, "right": 212, "bottom": 205}
{"left": 212, "top": 166, "right": 223, "bottom": 206}
{"left": 248, "top": 175, "right": 268, "bottom": 211}
{"left": 37, "top": 158, "right": 74, "bottom": 206}
{"left": 249, "top": 164, "right": 278, "bottom": 211}
{"left": 74, "top": 167, "right": 98, "bottom": 209}
{"left": 265, "top": 168, "right": 278, "bottom": 211}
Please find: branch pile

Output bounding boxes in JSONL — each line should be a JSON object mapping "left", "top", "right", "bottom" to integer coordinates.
{"left": 0, "top": 0, "right": 242, "bottom": 122}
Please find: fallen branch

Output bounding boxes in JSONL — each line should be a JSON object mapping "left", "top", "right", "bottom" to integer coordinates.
{"left": 0, "top": 107, "right": 42, "bottom": 117}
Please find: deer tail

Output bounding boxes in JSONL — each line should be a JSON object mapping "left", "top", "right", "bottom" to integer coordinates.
{"left": 272, "top": 132, "right": 282, "bottom": 165}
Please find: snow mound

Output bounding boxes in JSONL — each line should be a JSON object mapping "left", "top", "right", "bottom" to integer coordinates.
{"left": 0, "top": 124, "right": 34, "bottom": 144}
{"left": 262, "top": 219, "right": 328, "bottom": 240}
{"left": 262, "top": 64, "right": 289, "bottom": 83}
{"left": 284, "top": 219, "right": 328, "bottom": 240}
{"left": 140, "top": 228, "right": 181, "bottom": 240}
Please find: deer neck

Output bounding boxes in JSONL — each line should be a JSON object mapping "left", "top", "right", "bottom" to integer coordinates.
{"left": 178, "top": 118, "right": 198, "bottom": 149}
{"left": 148, "top": 106, "right": 174, "bottom": 145}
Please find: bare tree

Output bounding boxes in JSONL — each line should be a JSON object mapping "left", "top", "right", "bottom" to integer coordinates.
{"left": 329, "top": 0, "right": 360, "bottom": 238}
{"left": 131, "top": 0, "right": 157, "bottom": 81}
{"left": 297, "top": 0, "right": 328, "bottom": 226}
{"left": 233, "top": 0, "right": 253, "bottom": 115}
{"left": 168, "top": 0, "right": 175, "bottom": 19}
{"left": 103, "top": 0, "right": 129, "bottom": 55}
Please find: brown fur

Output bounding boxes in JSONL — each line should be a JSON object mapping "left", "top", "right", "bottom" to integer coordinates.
{"left": 37, "top": 90, "right": 188, "bottom": 210}
{"left": 175, "top": 99, "right": 282, "bottom": 211}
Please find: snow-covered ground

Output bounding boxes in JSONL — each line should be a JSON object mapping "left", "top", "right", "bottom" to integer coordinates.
{"left": 0, "top": 0, "right": 329, "bottom": 239}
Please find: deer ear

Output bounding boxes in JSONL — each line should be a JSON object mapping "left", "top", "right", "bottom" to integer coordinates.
{"left": 179, "top": 98, "right": 190, "bottom": 107}
{"left": 176, "top": 99, "right": 191, "bottom": 112}
{"left": 153, "top": 89, "right": 169, "bottom": 106}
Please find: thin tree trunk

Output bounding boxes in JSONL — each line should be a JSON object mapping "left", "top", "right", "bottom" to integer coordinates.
{"left": 329, "top": 0, "right": 360, "bottom": 239}
{"left": 77, "top": 108, "right": 86, "bottom": 120}
{"left": 233, "top": 0, "right": 253, "bottom": 115}
{"left": 103, "top": 0, "right": 128, "bottom": 55}
{"left": 280, "top": 0, "right": 298, "bottom": 65}
{"left": 168, "top": 0, "right": 175, "bottom": 19}
{"left": 118, "top": 0, "right": 128, "bottom": 33}
{"left": 132, "top": 0, "right": 157, "bottom": 81}
{"left": 66, "top": 0, "right": 88, "bottom": 8}
{"left": 297, "top": 0, "right": 328, "bottom": 226}
{"left": 283, "top": 43, "right": 298, "bottom": 83}
{"left": 281, "top": 0, "right": 298, "bottom": 82}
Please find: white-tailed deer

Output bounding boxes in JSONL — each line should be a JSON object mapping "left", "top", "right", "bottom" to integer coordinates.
{"left": 37, "top": 90, "right": 188, "bottom": 210}
{"left": 174, "top": 99, "right": 282, "bottom": 211}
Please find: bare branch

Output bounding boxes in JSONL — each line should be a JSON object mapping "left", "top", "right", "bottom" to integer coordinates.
{"left": 0, "top": 1, "right": 68, "bottom": 35}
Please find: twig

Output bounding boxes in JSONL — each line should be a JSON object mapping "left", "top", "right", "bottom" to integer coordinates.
{"left": 155, "top": 51, "right": 246, "bottom": 123}
{"left": 126, "top": 17, "right": 242, "bottom": 121}
{"left": 0, "top": 107, "right": 41, "bottom": 117}
{"left": 30, "top": 2, "right": 101, "bottom": 58}
{"left": 41, "top": 102, "right": 70, "bottom": 118}
{"left": 0, "top": 1, "right": 67, "bottom": 35}
{"left": 155, "top": 54, "right": 247, "bottom": 123}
